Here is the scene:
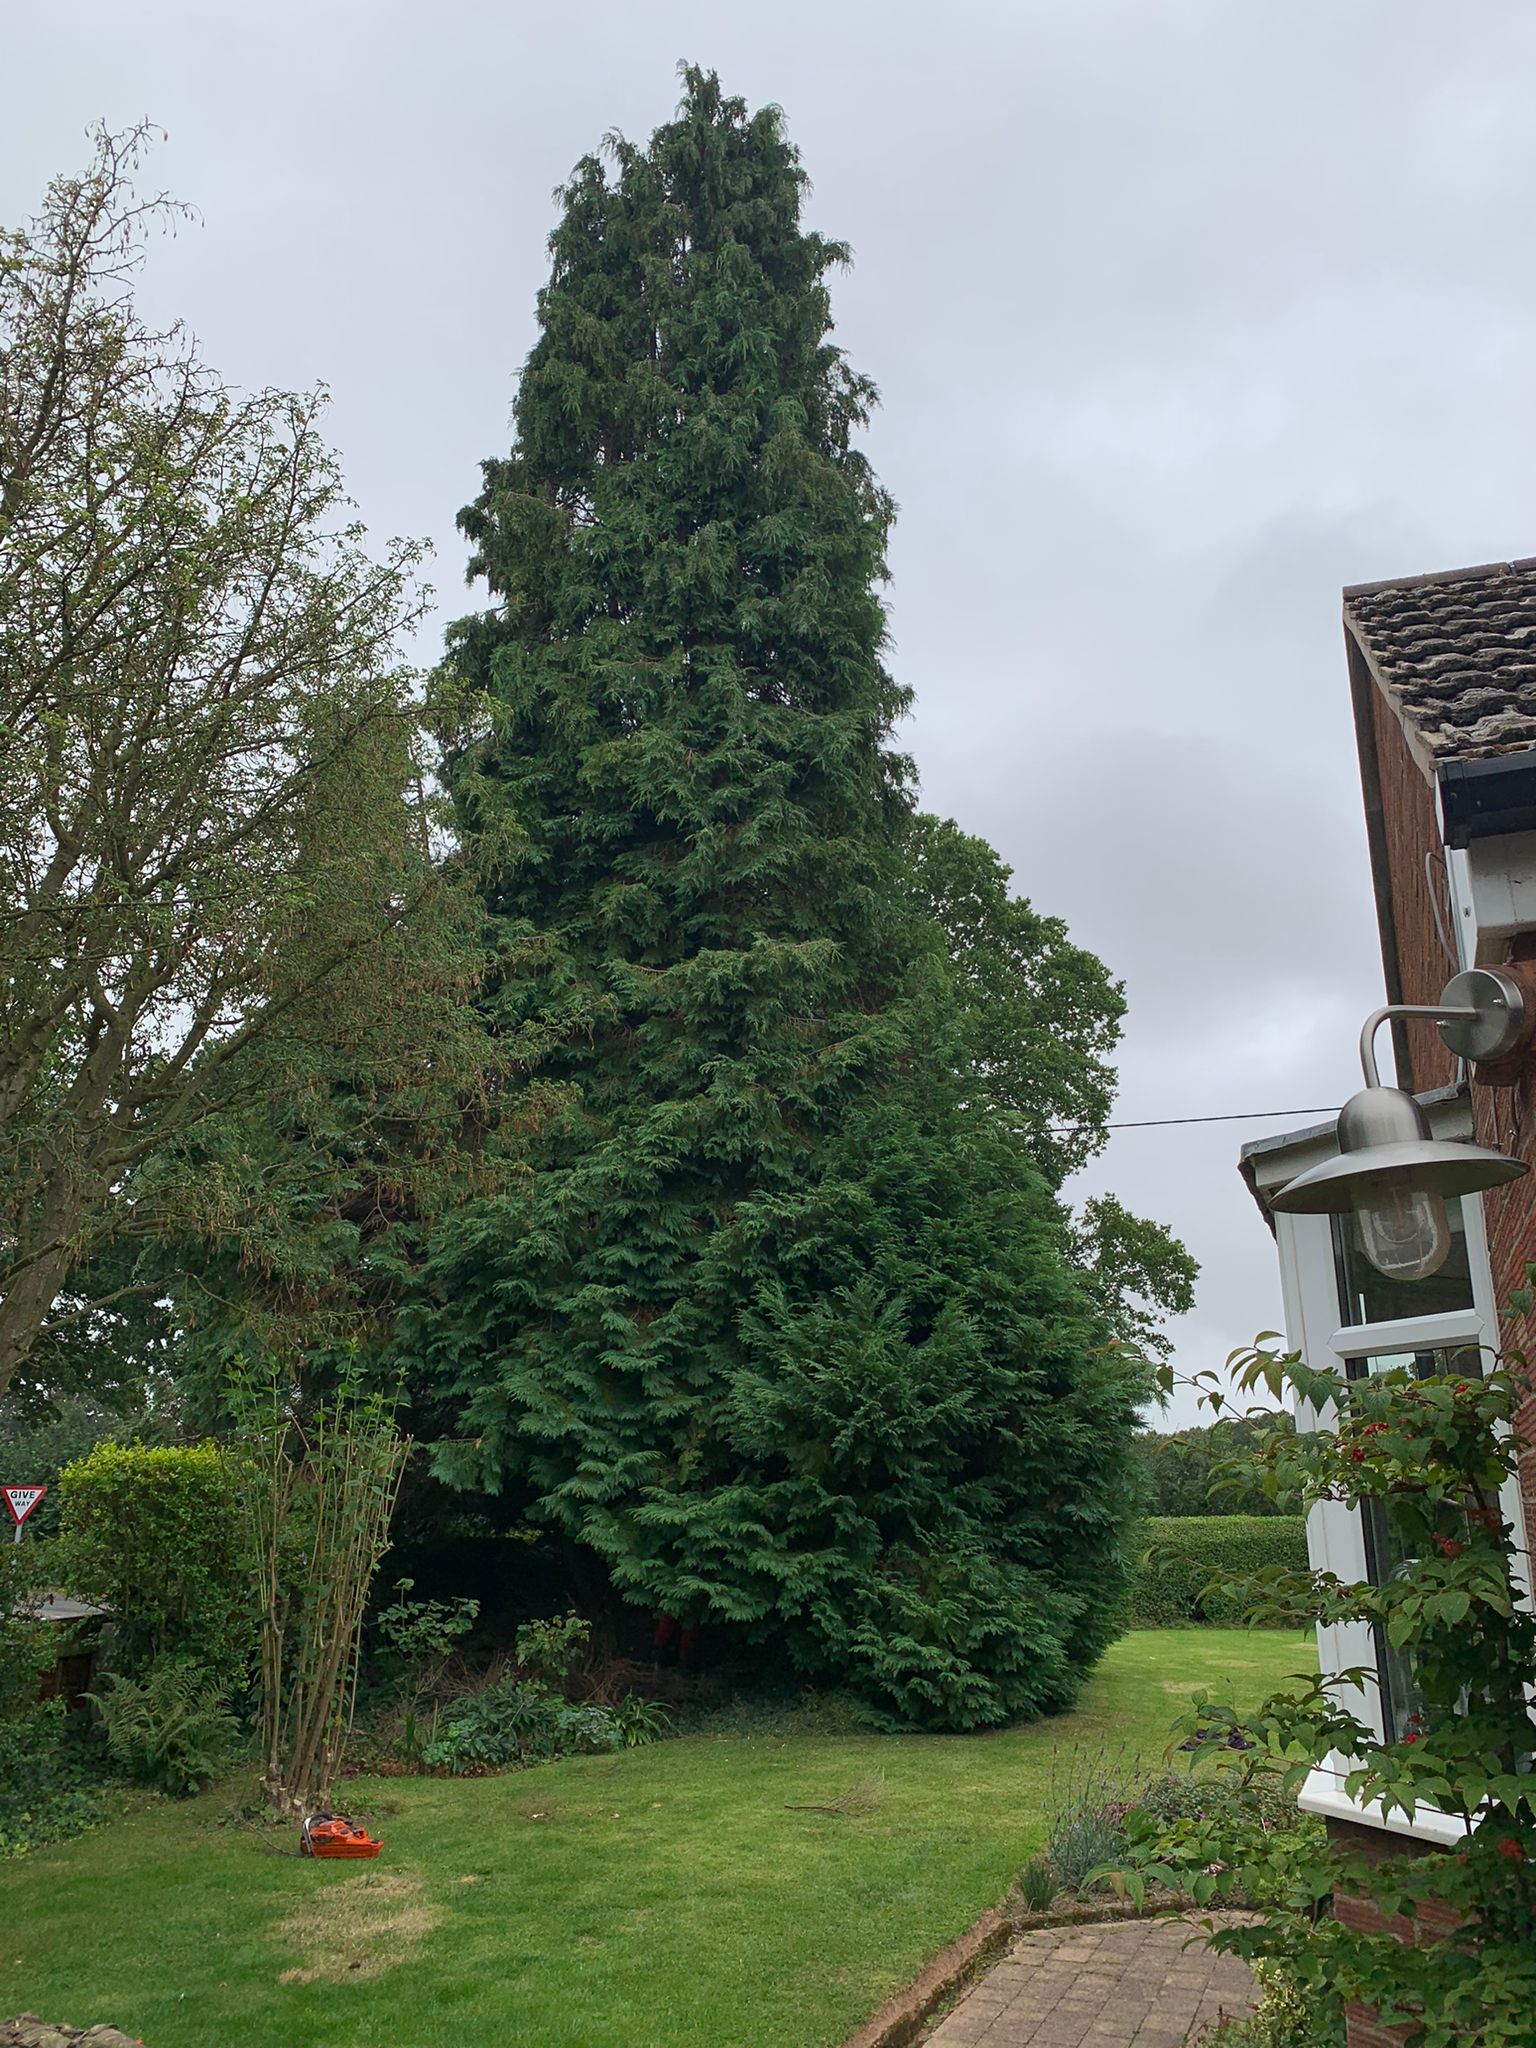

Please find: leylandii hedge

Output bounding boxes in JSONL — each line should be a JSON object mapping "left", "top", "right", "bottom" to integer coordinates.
{"left": 1129, "top": 1515, "right": 1308, "bottom": 1626}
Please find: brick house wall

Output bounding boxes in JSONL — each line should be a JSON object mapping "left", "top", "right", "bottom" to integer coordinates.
{"left": 1336, "top": 619, "right": 1536, "bottom": 2046}
{"left": 1348, "top": 624, "right": 1536, "bottom": 1546}
{"left": 1472, "top": 933, "right": 1536, "bottom": 1546}
{"left": 1327, "top": 1819, "right": 1465, "bottom": 2048}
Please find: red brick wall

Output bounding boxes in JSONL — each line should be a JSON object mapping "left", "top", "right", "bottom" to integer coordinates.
{"left": 1356, "top": 653, "right": 1459, "bottom": 1093}
{"left": 1346, "top": 657, "right": 1536, "bottom": 2048}
{"left": 1352, "top": 645, "right": 1536, "bottom": 1550}
{"left": 1326, "top": 1818, "right": 1466, "bottom": 2048}
{"left": 1468, "top": 941, "right": 1536, "bottom": 1550}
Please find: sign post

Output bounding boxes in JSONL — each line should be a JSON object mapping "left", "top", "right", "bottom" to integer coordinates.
{"left": 3, "top": 1486, "right": 46, "bottom": 1544}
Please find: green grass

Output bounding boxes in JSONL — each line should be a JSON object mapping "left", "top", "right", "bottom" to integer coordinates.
{"left": 0, "top": 1630, "right": 1309, "bottom": 2048}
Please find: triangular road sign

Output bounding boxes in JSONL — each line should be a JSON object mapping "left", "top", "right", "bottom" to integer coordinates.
{"left": 3, "top": 1486, "right": 46, "bottom": 1526}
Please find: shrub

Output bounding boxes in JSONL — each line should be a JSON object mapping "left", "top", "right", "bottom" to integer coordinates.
{"left": 1137, "top": 1761, "right": 1309, "bottom": 1844}
{"left": 421, "top": 1677, "right": 628, "bottom": 1774}
{"left": 0, "top": 1544, "right": 54, "bottom": 1718}
{"left": 1043, "top": 1741, "right": 1141, "bottom": 1891}
{"left": 1206, "top": 1960, "right": 1345, "bottom": 2048}
{"left": 87, "top": 1663, "right": 238, "bottom": 1796}
{"left": 610, "top": 1693, "right": 671, "bottom": 1747}
{"left": 513, "top": 1611, "right": 588, "bottom": 1687}
{"left": 59, "top": 1443, "right": 252, "bottom": 1683}
{"left": 0, "top": 1704, "right": 98, "bottom": 1857}
{"left": 365, "top": 1577, "right": 480, "bottom": 1722}
{"left": 0, "top": 1549, "right": 101, "bottom": 1855}
{"left": 375, "top": 1580, "right": 479, "bottom": 1673}
{"left": 1129, "top": 1516, "right": 1307, "bottom": 1626}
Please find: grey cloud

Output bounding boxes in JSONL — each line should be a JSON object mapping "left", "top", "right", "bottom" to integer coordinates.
{"left": 8, "top": 0, "right": 1536, "bottom": 1422}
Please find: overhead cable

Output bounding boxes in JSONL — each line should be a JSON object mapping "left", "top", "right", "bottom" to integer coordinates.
{"left": 1049, "top": 1106, "right": 1340, "bottom": 1133}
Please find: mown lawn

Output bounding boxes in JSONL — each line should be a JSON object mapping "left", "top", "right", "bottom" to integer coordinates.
{"left": 0, "top": 1630, "right": 1310, "bottom": 2048}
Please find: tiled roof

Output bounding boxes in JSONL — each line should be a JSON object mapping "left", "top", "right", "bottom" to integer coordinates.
{"left": 1344, "top": 557, "right": 1536, "bottom": 766}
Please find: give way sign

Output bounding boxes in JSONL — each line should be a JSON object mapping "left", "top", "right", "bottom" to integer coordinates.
{"left": 3, "top": 1486, "right": 46, "bottom": 1528}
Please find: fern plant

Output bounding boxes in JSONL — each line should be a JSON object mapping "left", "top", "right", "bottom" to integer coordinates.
{"left": 88, "top": 1663, "right": 238, "bottom": 1796}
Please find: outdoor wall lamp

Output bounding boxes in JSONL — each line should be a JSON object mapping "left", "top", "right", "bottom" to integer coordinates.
{"left": 1270, "top": 968, "right": 1531, "bottom": 1282}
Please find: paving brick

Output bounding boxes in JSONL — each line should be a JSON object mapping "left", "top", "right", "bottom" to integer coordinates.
{"left": 926, "top": 1916, "right": 1257, "bottom": 2048}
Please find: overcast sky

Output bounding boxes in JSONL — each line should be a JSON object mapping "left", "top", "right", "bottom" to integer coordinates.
{"left": 9, "top": 0, "right": 1536, "bottom": 1425}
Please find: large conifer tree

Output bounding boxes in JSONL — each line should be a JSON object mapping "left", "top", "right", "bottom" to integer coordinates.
{"left": 421, "top": 70, "right": 1151, "bottom": 1728}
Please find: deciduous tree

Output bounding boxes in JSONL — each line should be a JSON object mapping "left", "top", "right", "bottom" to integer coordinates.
{"left": 0, "top": 127, "right": 462, "bottom": 1395}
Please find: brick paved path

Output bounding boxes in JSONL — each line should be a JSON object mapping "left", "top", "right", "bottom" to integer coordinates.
{"left": 925, "top": 1914, "right": 1257, "bottom": 2048}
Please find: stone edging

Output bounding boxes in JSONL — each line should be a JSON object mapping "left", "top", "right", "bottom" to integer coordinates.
{"left": 838, "top": 1894, "right": 1188, "bottom": 2048}
{"left": 3, "top": 2023, "right": 144, "bottom": 2048}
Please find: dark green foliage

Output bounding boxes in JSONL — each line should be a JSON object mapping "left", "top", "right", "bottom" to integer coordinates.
{"left": 0, "top": 1704, "right": 98, "bottom": 1858}
{"left": 1129, "top": 1517, "right": 1308, "bottom": 1626}
{"left": 1070, "top": 1195, "right": 1198, "bottom": 1369}
{"left": 421, "top": 1680, "right": 632, "bottom": 1774}
{"left": 418, "top": 68, "right": 1155, "bottom": 1729}
{"left": 513, "top": 1610, "right": 590, "bottom": 1688}
{"left": 913, "top": 819, "right": 1197, "bottom": 1362}
{"left": 373, "top": 1578, "right": 480, "bottom": 1686}
{"left": 1134, "top": 1413, "right": 1296, "bottom": 1517}
{"left": 59, "top": 1443, "right": 252, "bottom": 1683}
{"left": 0, "top": 1548, "right": 101, "bottom": 1856}
{"left": 87, "top": 1664, "right": 238, "bottom": 1797}
{"left": 0, "top": 1546, "right": 52, "bottom": 1719}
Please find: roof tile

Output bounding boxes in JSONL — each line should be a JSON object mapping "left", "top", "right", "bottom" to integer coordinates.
{"left": 1345, "top": 559, "right": 1536, "bottom": 765}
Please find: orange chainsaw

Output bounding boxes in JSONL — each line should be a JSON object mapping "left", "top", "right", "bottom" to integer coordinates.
{"left": 300, "top": 1811, "right": 383, "bottom": 1859}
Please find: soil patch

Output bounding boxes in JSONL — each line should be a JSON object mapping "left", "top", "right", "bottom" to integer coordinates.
{"left": 273, "top": 1872, "right": 441, "bottom": 1985}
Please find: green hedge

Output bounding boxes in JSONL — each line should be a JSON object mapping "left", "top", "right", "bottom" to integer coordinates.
{"left": 59, "top": 1443, "right": 253, "bottom": 1683}
{"left": 1129, "top": 1515, "right": 1308, "bottom": 1627}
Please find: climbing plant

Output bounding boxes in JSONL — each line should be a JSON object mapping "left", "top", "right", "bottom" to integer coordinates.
{"left": 1101, "top": 1342, "right": 1536, "bottom": 2046}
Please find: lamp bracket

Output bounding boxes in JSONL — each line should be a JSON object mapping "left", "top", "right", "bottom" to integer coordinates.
{"left": 1359, "top": 967, "right": 1531, "bottom": 1087}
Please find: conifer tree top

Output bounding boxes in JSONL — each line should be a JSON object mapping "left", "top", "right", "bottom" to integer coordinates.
{"left": 444, "top": 65, "right": 913, "bottom": 979}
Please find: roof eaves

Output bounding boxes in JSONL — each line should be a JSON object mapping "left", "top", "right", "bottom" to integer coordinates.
{"left": 1343, "top": 556, "right": 1536, "bottom": 603}
{"left": 1343, "top": 607, "right": 1442, "bottom": 787}
{"left": 1237, "top": 1085, "right": 1468, "bottom": 1234}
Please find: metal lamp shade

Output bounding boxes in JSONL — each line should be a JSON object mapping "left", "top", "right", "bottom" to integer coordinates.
{"left": 1269, "top": 1085, "right": 1529, "bottom": 1217}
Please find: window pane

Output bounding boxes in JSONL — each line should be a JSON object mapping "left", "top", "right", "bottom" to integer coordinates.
{"left": 1343, "top": 1348, "right": 1484, "bottom": 1381}
{"left": 1332, "top": 1197, "right": 1475, "bottom": 1326}
{"left": 1357, "top": 1493, "right": 1423, "bottom": 1743}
